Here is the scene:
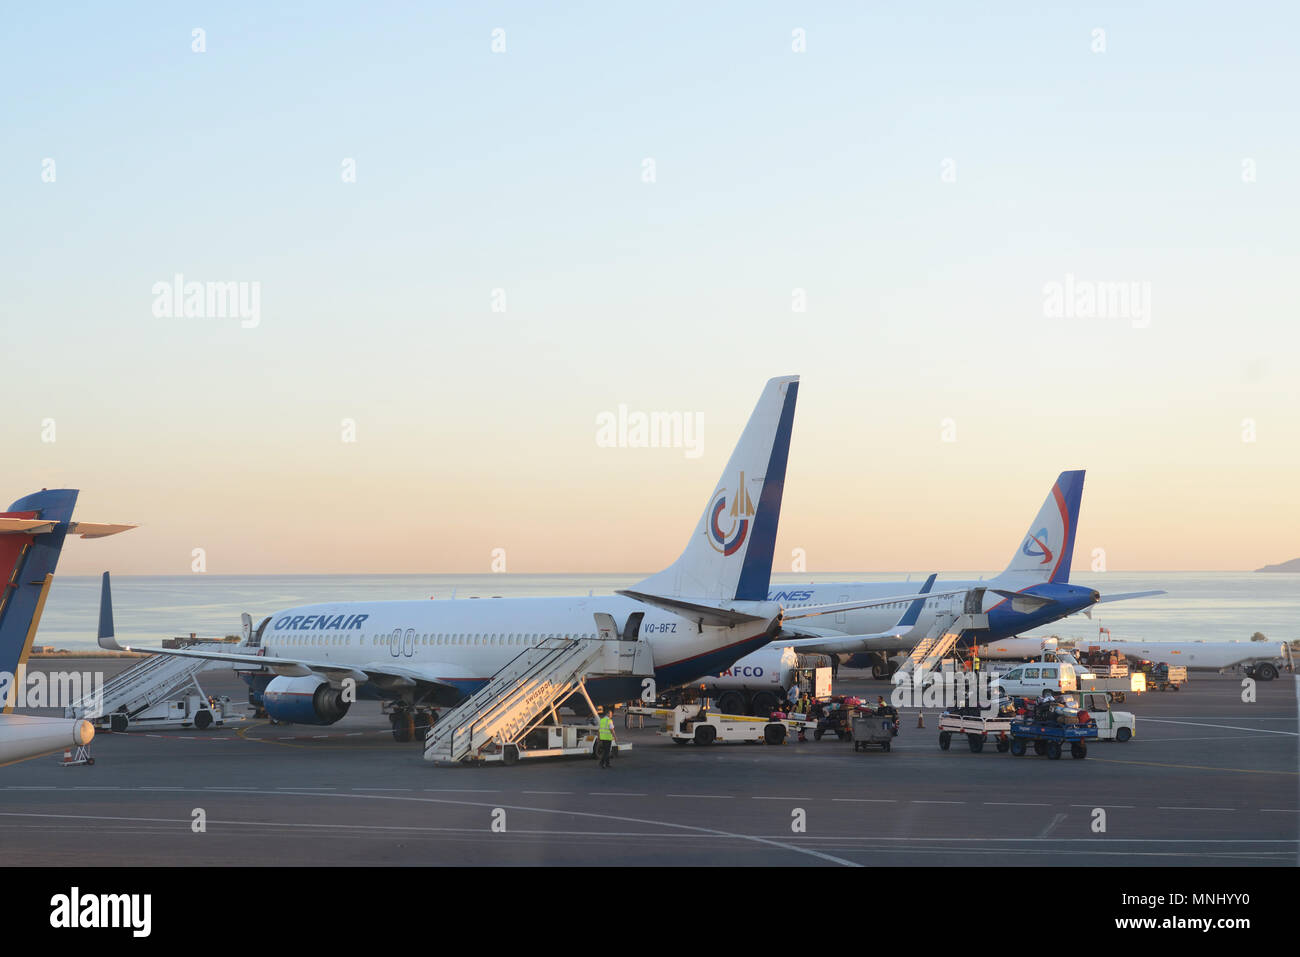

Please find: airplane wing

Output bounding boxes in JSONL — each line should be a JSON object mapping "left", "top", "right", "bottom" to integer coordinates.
{"left": 780, "top": 585, "right": 964, "bottom": 623}
{"left": 614, "top": 591, "right": 768, "bottom": 626}
{"left": 778, "top": 573, "right": 938, "bottom": 655}
{"left": 1096, "top": 590, "right": 1166, "bottom": 603}
{"left": 780, "top": 626, "right": 912, "bottom": 656}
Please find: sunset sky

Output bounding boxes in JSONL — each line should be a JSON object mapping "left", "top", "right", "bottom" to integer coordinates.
{"left": 3, "top": 3, "right": 1296, "bottom": 575}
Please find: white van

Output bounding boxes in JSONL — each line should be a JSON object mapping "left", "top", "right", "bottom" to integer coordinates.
{"left": 991, "top": 660, "right": 1082, "bottom": 698}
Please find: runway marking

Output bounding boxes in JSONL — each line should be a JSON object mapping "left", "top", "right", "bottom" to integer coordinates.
{"left": 665, "top": 794, "right": 732, "bottom": 799}
{"left": 1070, "top": 804, "right": 1134, "bottom": 809}
{"left": 351, "top": 787, "right": 410, "bottom": 791}
{"left": 1087, "top": 756, "right": 1297, "bottom": 776}
{"left": 1141, "top": 718, "right": 1298, "bottom": 736}
{"left": 1261, "top": 809, "right": 1300, "bottom": 813}
{"left": 10, "top": 808, "right": 1291, "bottom": 854}
{"left": 831, "top": 798, "right": 895, "bottom": 803}
{"left": 1159, "top": 806, "right": 1235, "bottom": 812}
{"left": 1037, "top": 814, "right": 1067, "bottom": 838}
{"left": 421, "top": 789, "right": 499, "bottom": 793}
{"left": 589, "top": 792, "right": 646, "bottom": 797}
{"left": 222, "top": 787, "right": 863, "bottom": 866}
{"left": 912, "top": 800, "right": 964, "bottom": 805}
{"left": 233, "top": 726, "right": 410, "bottom": 751}
{"left": 523, "top": 791, "right": 572, "bottom": 795}
{"left": 751, "top": 796, "right": 811, "bottom": 801}
{"left": 278, "top": 786, "right": 336, "bottom": 790}
{"left": 1143, "top": 734, "right": 1290, "bottom": 743}
{"left": 985, "top": 801, "right": 1048, "bottom": 807}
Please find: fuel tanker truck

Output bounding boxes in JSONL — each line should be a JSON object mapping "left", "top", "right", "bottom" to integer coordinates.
{"left": 691, "top": 647, "right": 833, "bottom": 716}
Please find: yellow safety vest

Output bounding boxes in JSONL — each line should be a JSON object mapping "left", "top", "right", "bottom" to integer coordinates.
{"left": 598, "top": 716, "right": 614, "bottom": 740}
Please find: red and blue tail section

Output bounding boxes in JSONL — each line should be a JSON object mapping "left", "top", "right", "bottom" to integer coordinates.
{"left": 0, "top": 490, "right": 80, "bottom": 696}
{"left": 996, "top": 470, "right": 1085, "bottom": 585}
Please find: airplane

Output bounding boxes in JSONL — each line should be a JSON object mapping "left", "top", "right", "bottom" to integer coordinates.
{"left": 746, "top": 470, "right": 1165, "bottom": 678}
{"left": 0, "top": 489, "right": 134, "bottom": 765}
{"left": 98, "top": 376, "right": 975, "bottom": 741}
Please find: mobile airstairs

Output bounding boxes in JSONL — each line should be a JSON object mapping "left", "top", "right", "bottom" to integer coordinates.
{"left": 895, "top": 588, "right": 990, "bottom": 679}
{"left": 424, "top": 624, "right": 654, "bottom": 766}
{"left": 68, "top": 600, "right": 267, "bottom": 730}
{"left": 65, "top": 643, "right": 233, "bottom": 730}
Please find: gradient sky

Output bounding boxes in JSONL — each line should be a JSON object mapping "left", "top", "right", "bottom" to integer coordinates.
{"left": 3, "top": 2, "right": 1296, "bottom": 575}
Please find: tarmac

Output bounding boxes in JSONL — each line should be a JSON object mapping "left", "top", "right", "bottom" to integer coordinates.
{"left": 3, "top": 661, "right": 1296, "bottom": 866}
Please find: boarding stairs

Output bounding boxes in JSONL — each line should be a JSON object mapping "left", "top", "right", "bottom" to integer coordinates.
{"left": 896, "top": 588, "right": 991, "bottom": 677}
{"left": 65, "top": 643, "right": 230, "bottom": 722}
{"left": 424, "top": 636, "right": 653, "bottom": 764}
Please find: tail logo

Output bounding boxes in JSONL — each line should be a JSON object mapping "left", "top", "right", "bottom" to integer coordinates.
{"left": 707, "top": 472, "right": 755, "bottom": 557}
{"left": 1022, "top": 528, "right": 1054, "bottom": 565}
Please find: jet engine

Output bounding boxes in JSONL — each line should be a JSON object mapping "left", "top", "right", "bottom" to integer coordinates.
{"left": 263, "top": 675, "right": 351, "bottom": 725}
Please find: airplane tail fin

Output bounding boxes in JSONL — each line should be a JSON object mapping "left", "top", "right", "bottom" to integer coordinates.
{"left": 627, "top": 376, "right": 799, "bottom": 602}
{"left": 996, "top": 470, "right": 1085, "bottom": 585}
{"left": 0, "top": 490, "right": 79, "bottom": 691}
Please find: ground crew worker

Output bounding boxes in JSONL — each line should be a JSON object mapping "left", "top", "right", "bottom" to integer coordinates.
{"left": 972, "top": 654, "right": 981, "bottom": 673}
{"left": 597, "top": 708, "right": 615, "bottom": 769}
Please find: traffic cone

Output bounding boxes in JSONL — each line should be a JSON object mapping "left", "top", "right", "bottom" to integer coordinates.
{"left": 61, "top": 749, "right": 72, "bottom": 763}
{"left": 916, "top": 712, "right": 925, "bottom": 728}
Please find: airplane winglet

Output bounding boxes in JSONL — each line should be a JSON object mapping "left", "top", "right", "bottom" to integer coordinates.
{"left": 895, "top": 573, "right": 938, "bottom": 629}
{"left": 97, "top": 572, "right": 127, "bottom": 651}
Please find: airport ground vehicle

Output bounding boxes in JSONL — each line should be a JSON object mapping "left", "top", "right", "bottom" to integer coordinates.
{"left": 492, "top": 723, "right": 630, "bottom": 765}
{"left": 1078, "top": 671, "right": 1145, "bottom": 702}
{"left": 1080, "top": 646, "right": 1129, "bottom": 677}
{"left": 103, "top": 694, "right": 231, "bottom": 732}
{"left": 1008, "top": 717, "right": 1097, "bottom": 758}
{"left": 702, "top": 649, "right": 832, "bottom": 716}
{"left": 991, "top": 657, "right": 1083, "bottom": 697}
{"left": 938, "top": 711, "right": 1012, "bottom": 753}
{"left": 814, "top": 707, "right": 852, "bottom": 741}
{"left": 1137, "top": 661, "right": 1187, "bottom": 691}
{"left": 1243, "top": 660, "right": 1287, "bottom": 681}
{"left": 1089, "top": 636, "right": 1294, "bottom": 680}
{"left": 637, "top": 702, "right": 788, "bottom": 746}
{"left": 1059, "top": 692, "right": 1134, "bottom": 742}
{"left": 851, "top": 713, "right": 896, "bottom": 752}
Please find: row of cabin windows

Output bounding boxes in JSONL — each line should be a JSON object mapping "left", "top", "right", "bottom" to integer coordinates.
{"left": 786, "top": 601, "right": 939, "bottom": 611}
{"left": 269, "top": 633, "right": 601, "bottom": 648}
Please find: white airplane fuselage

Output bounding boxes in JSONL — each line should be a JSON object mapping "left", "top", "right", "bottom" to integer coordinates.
{"left": 245, "top": 595, "right": 780, "bottom": 707}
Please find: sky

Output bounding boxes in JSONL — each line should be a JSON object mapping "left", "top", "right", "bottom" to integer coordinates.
{"left": 2, "top": 2, "right": 1297, "bottom": 575}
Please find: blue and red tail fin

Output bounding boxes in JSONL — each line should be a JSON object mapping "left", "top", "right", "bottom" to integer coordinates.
{"left": 996, "top": 471, "right": 1085, "bottom": 585}
{"left": 627, "top": 376, "right": 799, "bottom": 602}
{"left": 0, "top": 490, "right": 79, "bottom": 699}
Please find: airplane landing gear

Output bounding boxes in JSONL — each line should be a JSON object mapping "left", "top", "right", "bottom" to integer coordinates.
{"left": 390, "top": 709, "right": 415, "bottom": 743}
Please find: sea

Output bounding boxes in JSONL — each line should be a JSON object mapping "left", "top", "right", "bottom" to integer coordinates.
{"left": 30, "top": 571, "right": 1299, "bottom": 653}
